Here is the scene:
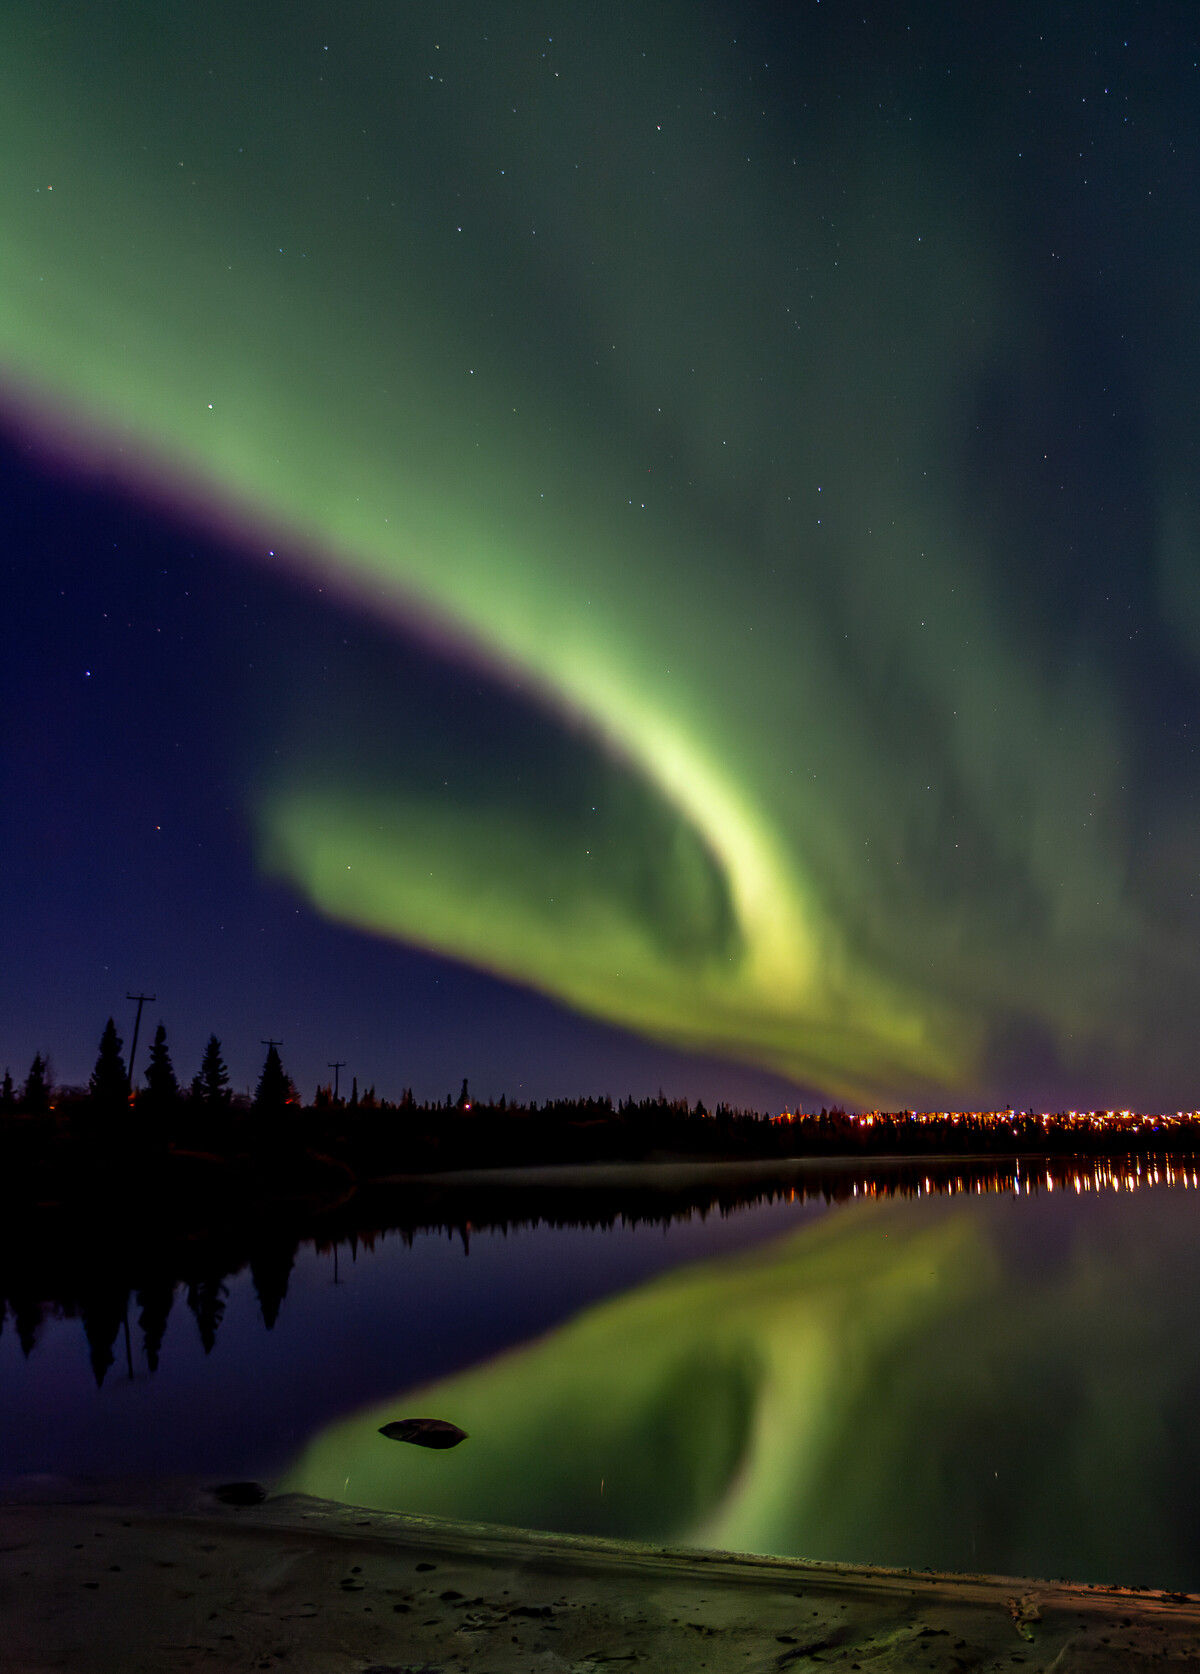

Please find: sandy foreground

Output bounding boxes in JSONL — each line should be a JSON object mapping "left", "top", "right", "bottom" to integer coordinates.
{"left": 3, "top": 1481, "right": 1200, "bottom": 1672}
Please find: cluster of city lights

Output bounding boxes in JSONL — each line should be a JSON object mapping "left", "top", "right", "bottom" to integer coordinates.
{"left": 773, "top": 1109, "right": 1200, "bottom": 1128}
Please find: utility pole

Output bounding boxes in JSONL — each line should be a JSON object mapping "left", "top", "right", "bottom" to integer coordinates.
{"left": 327, "top": 1060, "right": 346, "bottom": 1103}
{"left": 126, "top": 991, "right": 156, "bottom": 1095}
{"left": 259, "top": 1040, "right": 284, "bottom": 1110}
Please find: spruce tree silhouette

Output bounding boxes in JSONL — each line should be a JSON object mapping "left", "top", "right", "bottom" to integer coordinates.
{"left": 90, "top": 1019, "right": 128, "bottom": 1113}
{"left": 0, "top": 1069, "right": 14, "bottom": 1111}
{"left": 254, "top": 1042, "right": 291, "bottom": 1115}
{"left": 191, "top": 1034, "right": 230, "bottom": 1106}
{"left": 186, "top": 1273, "right": 228, "bottom": 1354}
{"left": 142, "top": 1022, "right": 179, "bottom": 1109}
{"left": 137, "top": 1278, "right": 176, "bottom": 1373}
{"left": 21, "top": 1052, "right": 50, "bottom": 1115}
{"left": 250, "top": 1240, "right": 297, "bottom": 1329}
{"left": 13, "top": 1296, "right": 45, "bottom": 1357}
{"left": 80, "top": 1285, "right": 127, "bottom": 1387}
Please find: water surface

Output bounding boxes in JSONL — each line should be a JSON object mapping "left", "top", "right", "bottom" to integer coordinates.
{"left": 6, "top": 1161, "right": 1200, "bottom": 1590}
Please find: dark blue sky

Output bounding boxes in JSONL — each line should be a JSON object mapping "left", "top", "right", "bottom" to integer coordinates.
{"left": 0, "top": 424, "right": 815, "bottom": 1107}
{"left": 6, "top": 1, "right": 1200, "bottom": 1111}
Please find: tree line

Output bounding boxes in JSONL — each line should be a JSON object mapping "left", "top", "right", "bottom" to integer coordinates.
{"left": 7, "top": 1020, "right": 1200, "bottom": 1176}
{"left": 0, "top": 1020, "right": 758, "bottom": 1129}
{"left": 2, "top": 1020, "right": 297, "bottom": 1116}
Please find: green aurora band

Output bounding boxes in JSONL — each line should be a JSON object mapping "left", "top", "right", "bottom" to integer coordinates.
{"left": 281, "top": 1189, "right": 1200, "bottom": 1587}
{"left": 3, "top": 5, "right": 1199, "bottom": 1102}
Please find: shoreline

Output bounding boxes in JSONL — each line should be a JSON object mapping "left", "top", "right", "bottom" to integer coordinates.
{"left": 4, "top": 1479, "right": 1200, "bottom": 1671}
{"left": 368, "top": 1150, "right": 1103, "bottom": 1190}
{"left": 2, "top": 1135, "right": 1192, "bottom": 1244}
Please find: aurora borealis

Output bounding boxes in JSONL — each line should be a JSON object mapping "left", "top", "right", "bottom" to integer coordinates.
{"left": 5, "top": 2, "right": 1200, "bottom": 1105}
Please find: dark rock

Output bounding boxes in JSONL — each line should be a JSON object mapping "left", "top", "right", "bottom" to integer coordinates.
{"left": 211, "top": 1481, "right": 268, "bottom": 1505}
{"left": 378, "top": 1418, "right": 468, "bottom": 1449}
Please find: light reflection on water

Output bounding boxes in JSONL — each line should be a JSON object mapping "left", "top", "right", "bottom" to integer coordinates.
{"left": 6, "top": 1158, "right": 1200, "bottom": 1588}
{"left": 845, "top": 1155, "right": 1200, "bottom": 1199}
{"left": 0, "top": 1171, "right": 829, "bottom": 1483}
{"left": 283, "top": 1166, "right": 1200, "bottom": 1591}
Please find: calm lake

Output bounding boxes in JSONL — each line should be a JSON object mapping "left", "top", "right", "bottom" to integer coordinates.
{"left": 4, "top": 1158, "right": 1200, "bottom": 1590}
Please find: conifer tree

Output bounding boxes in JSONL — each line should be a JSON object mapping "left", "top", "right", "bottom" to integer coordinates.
{"left": 191, "top": 1035, "right": 230, "bottom": 1106}
{"left": 250, "top": 1243, "right": 296, "bottom": 1331}
{"left": 143, "top": 1022, "right": 179, "bottom": 1108}
{"left": 0, "top": 1069, "right": 14, "bottom": 1111}
{"left": 89, "top": 1019, "right": 128, "bottom": 1112}
{"left": 254, "top": 1042, "right": 291, "bottom": 1114}
{"left": 186, "top": 1274, "right": 228, "bottom": 1355}
{"left": 81, "top": 1286, "right": 126, "bottom": 1387}
{"left": 137, "top": 1279, "right": 175, "bottom": 1374}
{"left": 21, "top": 1053, "right": 50, "bottom": 1115}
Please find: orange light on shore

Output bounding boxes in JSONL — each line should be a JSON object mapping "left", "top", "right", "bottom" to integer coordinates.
{"left": 768, "top": 1106, "right": 1194, "bottom": 1130}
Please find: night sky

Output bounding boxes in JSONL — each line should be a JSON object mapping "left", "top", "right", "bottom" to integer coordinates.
{"left": 5, "top": 1, "right": 1200, "bottom": 1111}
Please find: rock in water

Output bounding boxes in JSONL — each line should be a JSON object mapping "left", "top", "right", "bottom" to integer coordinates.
{"left": 212, "top": 1481, "right": 268, "bottom": 1505}
{"left": 378, "top": 1418, "right": 468, "bottom": 1449}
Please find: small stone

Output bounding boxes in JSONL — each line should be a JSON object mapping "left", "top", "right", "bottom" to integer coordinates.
{"left": 212, "top": 1481, "right": 267, "bottom": 1506}
{"left": 378, "top": 1417, "right": 468, "bottom": 1448}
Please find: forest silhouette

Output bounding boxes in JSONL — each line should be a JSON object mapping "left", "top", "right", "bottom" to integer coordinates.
{"left": 6, "top": 1017, "right": 1200, "bottom": 1384}
{"left": 5, "top": 1017, "right": 1198, "bottom": 1168}
{"left": 2, "top": 1149, "right": 1184, "bottom": 1386}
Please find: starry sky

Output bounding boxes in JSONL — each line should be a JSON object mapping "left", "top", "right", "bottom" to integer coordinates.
{"left": 4, "top": 0, "right": 1200, "bottom": 1110}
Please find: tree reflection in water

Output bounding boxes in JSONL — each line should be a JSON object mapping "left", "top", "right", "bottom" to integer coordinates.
{"left": 1, "top": 1155, "right": 1190, "bottom": 1384}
